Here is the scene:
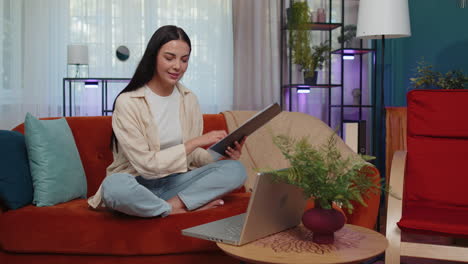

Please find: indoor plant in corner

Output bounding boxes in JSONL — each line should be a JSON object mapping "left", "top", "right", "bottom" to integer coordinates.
{"left": 409, "top": 59, "right": 468, "bottom": 89}
{"left": 264, "top": 133, "right": 380, "bottom": 244}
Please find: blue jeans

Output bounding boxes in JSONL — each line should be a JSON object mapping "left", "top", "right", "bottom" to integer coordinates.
{"left": 101, "top": 160, "right": 247, "bottom": 217}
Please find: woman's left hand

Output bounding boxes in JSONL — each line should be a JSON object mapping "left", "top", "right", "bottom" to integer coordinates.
{"left": 224, "top": 137, "right": 247, "bottom": 160}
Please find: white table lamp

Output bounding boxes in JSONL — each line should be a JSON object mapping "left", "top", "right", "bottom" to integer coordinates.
{"left": 67, "top": 45, "right": 89, "bottom": 77}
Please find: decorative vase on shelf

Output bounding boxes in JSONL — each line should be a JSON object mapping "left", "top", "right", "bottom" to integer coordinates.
{"left": 310, "top": 11, "right": 318, "bottom": 23}
{"left": 303, "top": 70, "right": 318, "bottom": 85}
{"left": 352, "top": 88, "right": 361, "bottom": 105}
{"left": 317, "top": 8, "right": 326, "bottom": 23}
{"left": 318, "top": 68, "right": 329, "bottom": 85}
{"left": 301, "top": 204, "right": 346, "bottom": 244}
{"left": 292, "top": 64, "right": 304, "bottom": 84}
{"left": 67, "top": 64, "right": 89, "bottom": 78}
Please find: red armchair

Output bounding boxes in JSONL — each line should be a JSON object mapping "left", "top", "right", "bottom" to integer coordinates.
{"left": 386, "top": 90, "right": 468, "bottom": 263}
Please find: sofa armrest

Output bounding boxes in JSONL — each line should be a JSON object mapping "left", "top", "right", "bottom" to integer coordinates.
{"left": 385, "top": 107, "right": 407, "bottom": 184}
{"left": 0, "top": 201, "right": 6, "bottom": 215}
{"left": 385, "top": 150, "right": 406, "bottom": 264}
{"left": 342, "top": 165, "right": 381, "bottom": 229}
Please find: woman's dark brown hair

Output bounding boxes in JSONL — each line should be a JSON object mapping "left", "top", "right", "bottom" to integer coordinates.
{"left": 111, "top": 25, "right": 191, "bottom": 151}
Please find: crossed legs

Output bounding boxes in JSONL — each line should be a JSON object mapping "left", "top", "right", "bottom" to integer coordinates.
{"left": 101, "top": 160, "right": 247, "bottom": 217}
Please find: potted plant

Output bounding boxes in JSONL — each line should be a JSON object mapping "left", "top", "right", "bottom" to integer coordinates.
{"left": 410, "top": 59, "right": 468, "bottom": 89}
{"left": 288, "top": 1, "right": 330, "bottom": 85}
{"left": 287, "top": 1, "right": 309, "bottom": 29}
{"left": 337, "top": 24, "right": 357, "bottom": 48}
{"left": 262, "top": 133, "right": 380, "bottom": 244}
{"left": 288, "top": 1, "right": 313, "bottom": 81}
{"left": 305, "top": 41, "right": 330, "bottom": 84}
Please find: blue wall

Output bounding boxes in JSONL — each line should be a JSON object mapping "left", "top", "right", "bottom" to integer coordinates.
{"left": 386, "top": 0, "right": 468, "bottom": 106}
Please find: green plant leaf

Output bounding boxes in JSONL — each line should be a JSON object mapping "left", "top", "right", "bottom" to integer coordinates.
{"left": 264, "top": 132, "right": 384, "bottom": 214}
{"left": 410, "top": 58, "right": 468, "bottom": 90}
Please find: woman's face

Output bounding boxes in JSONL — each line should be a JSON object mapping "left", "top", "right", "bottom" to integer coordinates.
{"left": 155, "top": 39, "right": 190, "bottom": 87}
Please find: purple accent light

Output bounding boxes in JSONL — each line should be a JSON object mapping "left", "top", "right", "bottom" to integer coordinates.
{"left": 331, "top": 48, "right": 374, "bottom": 55}
{"left": 297, "top": 88, "right": 311, "bottom": 94}
{"left": 84, "top": 81, "right": 99, "bottom": 89}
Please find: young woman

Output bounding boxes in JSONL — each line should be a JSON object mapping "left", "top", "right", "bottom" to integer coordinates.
{"left": 87, "top": 25, "right": 247, "bottom": 217}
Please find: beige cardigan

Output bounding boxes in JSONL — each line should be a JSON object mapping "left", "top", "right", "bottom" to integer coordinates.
{"left": 88, "top": 83, "right": 214, "bottom": 208}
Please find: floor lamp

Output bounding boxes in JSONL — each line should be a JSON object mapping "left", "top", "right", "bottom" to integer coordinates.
{"left": 356, "top": 0, "right": 411, "bottom": 166}
{"left": 356, "top": 0, "right": 411, "bottom": 232}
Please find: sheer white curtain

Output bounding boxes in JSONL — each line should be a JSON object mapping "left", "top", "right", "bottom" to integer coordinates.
{"left": 0, "top": 0, "right": 68, "bottom": 130}
{"left": 0, "top": 0, "right": 233, "bottom": 129}
{"left": 0, "top": 0, "right": 23, "bottom": 130}
{"left": 232, "top": 0, "right": 281, "bottom": 110}
{"left": 70, "top": 0, "right": 234, "bottom": 115}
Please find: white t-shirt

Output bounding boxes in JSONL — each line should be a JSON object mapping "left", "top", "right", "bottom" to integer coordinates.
{"left": 144, "top": 86, "right": 183, "bottom": 150}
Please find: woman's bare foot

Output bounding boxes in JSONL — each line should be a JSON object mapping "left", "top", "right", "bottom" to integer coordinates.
{"left": 167, "top": 196, "right": 224, "bottom": 215}
{"left": 196, "top": 199, "right": 224, "bottom": 211}
{"left": 170, "top": 207, "right": 188, "bottom": 215}
{"left": 167, "top": 196, "right": 187, "bottom": 215}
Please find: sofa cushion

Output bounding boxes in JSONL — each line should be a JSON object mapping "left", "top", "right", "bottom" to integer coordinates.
{"left": 407, "top": 90, "right": 468, "bottom": 206}
{"left": 0, "top": 131, "right": 33, "bottom": 210}
{"left": 0, "top": 192, "right": 250, "bottom": 255}
{"left": 398, "top": 200, "right": 468, "bottom": 237}
{"left": 406, "top": 136, "right": 468, "bottom": 206}
{"left": 407, "top": 90, "right": 468, "bottom": 138}
{"left": 24, "top": 113, "right": 87, "bottom": 206}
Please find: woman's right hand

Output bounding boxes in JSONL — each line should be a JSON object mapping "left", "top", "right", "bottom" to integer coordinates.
{"left": 184, "top": 130, "right": 227, "bottom": 154}
{"left": 196, "top": 130, "right": 227, "bottom": 147}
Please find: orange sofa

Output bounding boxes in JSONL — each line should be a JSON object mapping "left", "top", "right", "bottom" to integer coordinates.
{"left": 0, "top": 114, "right": 381, "bottom": 264}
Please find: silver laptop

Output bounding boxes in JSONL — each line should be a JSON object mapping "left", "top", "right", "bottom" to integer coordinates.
{"left": 181, "top": 172, "right": 307, "bottom": 246}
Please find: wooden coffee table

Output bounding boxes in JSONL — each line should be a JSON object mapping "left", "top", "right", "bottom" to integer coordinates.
{"left": 217, "top": 224, "right": 388, "bottom": 264}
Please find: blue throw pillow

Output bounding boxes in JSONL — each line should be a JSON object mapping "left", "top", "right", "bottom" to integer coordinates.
{"left": 24, "top": 113, "right": 87, "bottom": 206}
{"left": 0, "top": 130, "right": 33, "bottom": 209}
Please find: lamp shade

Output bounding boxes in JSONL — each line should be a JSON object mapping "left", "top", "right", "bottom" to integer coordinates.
{"left": 356, "top": 0, "right": 411, "bottom": 39}
{"left": 67, "top": 45, "right": 89, "bottom": 65}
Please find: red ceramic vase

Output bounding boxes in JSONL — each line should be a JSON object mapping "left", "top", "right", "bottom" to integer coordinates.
{"left": 301, "top": 206, "right": 346, "bottom": 244}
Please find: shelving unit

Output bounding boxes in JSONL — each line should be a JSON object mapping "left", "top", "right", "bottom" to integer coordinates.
{"left": 280, "top": 0, "right": 344, "bottom": 125}
{"left": 331, "top": 48, "right": 374, "bottom": 55}
{"left": 62, "top": 78, "right": 131, "bottom": 116}
{"left": 280, "top": 0, "right": 376, "bottom": 154}
{"left": 283, "top": 84, "right": 341, "bottom": 89}
{"left": 282, "top": 22, "right": 342, "bottom": 31}
{"left": 330, "top": 45, "right": 376, "bottom": 152}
